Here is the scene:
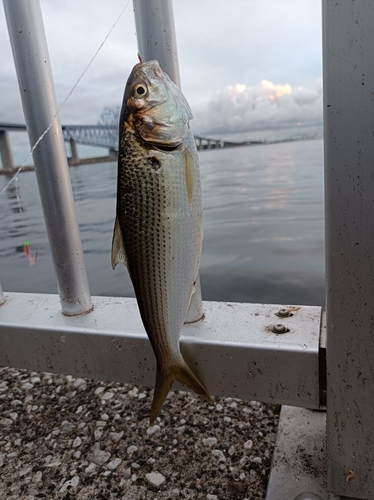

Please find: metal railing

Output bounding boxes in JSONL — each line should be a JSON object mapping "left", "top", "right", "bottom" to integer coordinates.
{"left": 1, "top": 1, "right": 374, "bottom": 499}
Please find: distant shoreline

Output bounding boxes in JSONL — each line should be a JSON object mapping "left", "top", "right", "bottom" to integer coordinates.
{"left": 0, "top": 155, "right": 115, "bottom": 175}
{"left": 0, "top": 137, "right": 322, "bottom": 175}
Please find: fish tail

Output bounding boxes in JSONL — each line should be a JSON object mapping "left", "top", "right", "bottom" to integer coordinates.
{"left": 150, "top": 359, "right": 211, "bottom": 424}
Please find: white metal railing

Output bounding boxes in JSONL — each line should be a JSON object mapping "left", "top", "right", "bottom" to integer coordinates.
{"left": 3, "top": 0, "right": 91, "bottom": 316}
{"left": 1, "top": 1, "right": 374, "bottom": 499}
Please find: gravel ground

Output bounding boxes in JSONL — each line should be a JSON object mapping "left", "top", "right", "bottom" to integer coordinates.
{"left": 0, "top": 366, "right": 280, "bottom": 500}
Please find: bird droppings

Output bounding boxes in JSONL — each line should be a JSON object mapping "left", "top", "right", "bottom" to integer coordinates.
{"left": 0, "top": 366, "right": 280, "bottom": 499}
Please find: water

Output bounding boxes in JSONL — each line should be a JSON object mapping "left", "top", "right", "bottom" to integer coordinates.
{"left": 0, "top": 139, "right": 325, "bottom": 307}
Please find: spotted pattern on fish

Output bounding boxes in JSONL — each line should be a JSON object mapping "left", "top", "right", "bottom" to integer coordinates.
{"left": 117, "top": 128, "right": 200, "bottom": 368}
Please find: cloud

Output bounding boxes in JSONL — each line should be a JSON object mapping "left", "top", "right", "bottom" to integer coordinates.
{"left": 192, "top": 79, "right": 322, "bottom": 138}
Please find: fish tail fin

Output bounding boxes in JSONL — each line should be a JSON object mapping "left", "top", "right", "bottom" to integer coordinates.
{"left": 150, "top": 358, "right": 211, "bottom": 425}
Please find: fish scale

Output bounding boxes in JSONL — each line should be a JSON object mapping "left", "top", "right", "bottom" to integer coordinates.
{"left": 118, "top": 129, "right": 194, "bottom": 358}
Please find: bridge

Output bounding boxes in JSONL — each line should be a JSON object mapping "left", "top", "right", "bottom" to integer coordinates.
{"left": 0, "top": 107, "right": 247, "bottom": 172}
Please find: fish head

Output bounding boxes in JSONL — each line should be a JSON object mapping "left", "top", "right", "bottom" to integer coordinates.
{"left": 122, "top": 60, "right": 192, "bottom": 148}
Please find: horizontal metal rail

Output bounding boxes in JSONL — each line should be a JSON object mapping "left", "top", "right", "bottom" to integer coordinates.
{"left": 0, "top": 292, "right": 322, "bottom": 409}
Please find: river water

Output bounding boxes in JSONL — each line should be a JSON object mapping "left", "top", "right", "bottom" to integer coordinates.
{"left": 0, "top": 139, "right": 325, "bottom": 307}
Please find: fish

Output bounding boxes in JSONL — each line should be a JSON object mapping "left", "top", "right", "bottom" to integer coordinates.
{"left": 112, "top": 60, "right": 210, "bottom": 423}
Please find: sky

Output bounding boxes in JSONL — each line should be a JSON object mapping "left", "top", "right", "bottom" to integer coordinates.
{"left": 0, "top": 0, "right": 322, "bottom": 164}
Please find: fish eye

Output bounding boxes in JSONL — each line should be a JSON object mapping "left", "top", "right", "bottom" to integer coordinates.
{"left": 133, "top": 84, "right": 147, "bottom": 98}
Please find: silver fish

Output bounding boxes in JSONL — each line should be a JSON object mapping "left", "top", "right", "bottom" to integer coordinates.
{"left": 112, "top": 60, "right": 210, "bottom": 423}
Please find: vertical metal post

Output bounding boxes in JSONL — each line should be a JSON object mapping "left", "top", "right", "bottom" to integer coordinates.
{"left": 132, "top": 0, "right": 181, "bottom": 87}
{"left": 0, "top": 280, "right": 5, "bottom": 306}
{"left": 324, "top": 1, "right": 374, "bottom": 498}
{"left": 3, "top": 0, "right": 92, "bottom": 316}
{"left": 69, "top": 139, "right": 79, "bottom": 165}
{"left": 0, "top": 130, "right": 15, "bottom": 171}
{"left": 132, "top": 0, "right": 203, "bottom": 322}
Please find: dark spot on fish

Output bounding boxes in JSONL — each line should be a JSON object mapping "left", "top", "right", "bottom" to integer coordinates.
{"left": 145, "top": 156, "right": 161, "bottom": 170}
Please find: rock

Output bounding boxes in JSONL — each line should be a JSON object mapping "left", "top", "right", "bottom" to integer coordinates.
{"left": 0, "top": 418, "right": 13, "bottom": 427}
{"left": 101, "top": 391, "right": 114, "bottom": 400}
{"left": 85, "top": 463, "right": 97, "bottom": 473}
{"left": 223, "top": 416, "right": 232, "bottom": 423}
{"left": 215, "top": 404, "right": 223, "bottom": 411}
{"left": 72, "top": 436, "right": 82, "bottom": 448}
{"left": 61, "top": 422, "right": 76, "bottom": 434}
{"left": 107, "top": 457, "right": 122, "bottom": 470}
{"left": 145, "top": 472, "right": 166, "bottom": 488}
{"left": 22, "top": 383, "right": 34, "bottom": 390}
{"left": 100, "top": 413, "right": 109, "bottom": 421}
{"left": 110, "top": 431, "right": 124, "bottom": 443}
{"left": 228, "top": 445, "right": 236, "bottom": 456}
{"left": 19, "top": 467, "right": 32, "bottom": 477}
{"left": 11, "top": 399, "right": 22, "bottom": 406}
{"left": 45, "top": 460, "right": 62, "bottom": 468}
{"left": 32, "top": 471, "right": 43, "bottom": 483}
{"left": 128, "top": 387, "right": 138, "bottom": 397}
{"left": 87, "top": 443, "right": 111, "bottom": 466}
{"left": 249, "top": 470, "right": 258, "bottom": 483}
{"left": 147, "top": 424, "right": 161, "bottom": 436}
{"left": 202, "top": 437, "right": 217, "bottom": 447}
{"left": 207, "top": 495, "right": 218, "bottom": 500}
{"left": 123, "top": 468, "right": 132, "bottom": 479}
{"left": 59, "top": 475, "right": 79, "bottom": 493}
{"left": 229, "top": 480, "right": 246, "bottom": 493}
{"left": 127, "top": 445, "right": 138, "bottom": 455}
{"left": 252, "top": 456, "right": 262, "bottom": 464}
{"left": 212, "top": 449, "right": 226, "bottom": 462}
{"left": 30, "top": 376, "right": 41, "bottom": 384}
{"left": 244, "top": 439, "right": 253, "bottom": 450}
{"left": 94, "top": 386, "right": 105, "bottom": 395}
{"left": 171, "top": 488, "right": 180, "bottom": 497}
{"left": 73, "top": 451, "right": 81, "bottom": 459}
{"left": 138, "top": 392, "right": 147, "bottom": 400}
{"left": 73, "top": 378, "right": 86, "bottom": 388}
{"left": 94, "top": 430, "right": 103, "bottom": 441}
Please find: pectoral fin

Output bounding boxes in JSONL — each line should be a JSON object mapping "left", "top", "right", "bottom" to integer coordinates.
{"left": 111, "top": 216, "right": 128, "bottom": 269}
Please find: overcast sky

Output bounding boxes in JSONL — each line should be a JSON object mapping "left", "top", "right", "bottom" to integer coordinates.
{"left": 0, "top": 0, "right": 322, "bottom": 163}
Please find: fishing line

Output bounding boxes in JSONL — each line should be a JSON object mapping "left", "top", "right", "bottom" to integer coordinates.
{"left": 0, "top": 0, "right": 131, "bottom": 197}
